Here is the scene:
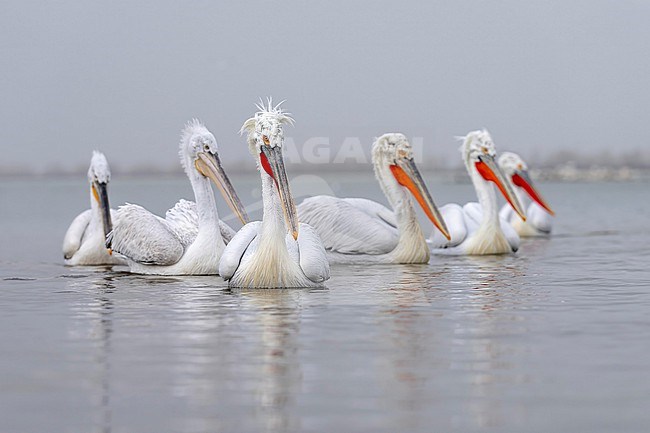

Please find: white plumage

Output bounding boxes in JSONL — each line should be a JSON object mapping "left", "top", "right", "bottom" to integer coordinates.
{"left": 498, "top": 152, "right": 555, "bottom": 237}
{"left": 299, "top": 197, "right": 399, "bottom": 256}
{"left": 219, "top": 221, "right": 330, "bottom": 288}
{"left": 63, "top": 151, "right": 125, "bottom": 266}
{"left": 298, "top": 133, "right": 449, "bottom": 264}
{"left": 219, "top": 99, "right": 330, "bottom": 288}
{"left": 107, "top": 120, "right": 248, "bottom": 275}
{"left": 430, "top": 130, "right": 526, "bottom": 255}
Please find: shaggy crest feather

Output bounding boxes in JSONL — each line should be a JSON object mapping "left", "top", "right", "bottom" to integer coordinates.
{"left": 240, "top": 97, "right": 294, "bottom": 137}
{"left": 460, "top": 129, "right": 497, "bottom": 170}
{"left": 459, "top": 129, "right": 493, "bottom": 150}
{"left": 255, "top": 97, "right": 294, "bottom": 124}
{"left": 371, "top": 133, "right": 411, "bottom": 166}
{"left": 498, "top": 152, "right": 528, "bottom": 172}
{"left": 179, "top": 118, "right": 212, "bottom": 175}
{"left": 88, "top": 151, "right": 111, "bottom": 183}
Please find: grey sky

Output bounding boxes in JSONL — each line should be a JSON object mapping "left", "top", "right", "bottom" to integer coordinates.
{"left": 1, "top": 0, "right": 649, "bottom": 173}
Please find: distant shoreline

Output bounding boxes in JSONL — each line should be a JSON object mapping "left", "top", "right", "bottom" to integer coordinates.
{"left": 2, "top": 164, "right": 648, "bottom": 183}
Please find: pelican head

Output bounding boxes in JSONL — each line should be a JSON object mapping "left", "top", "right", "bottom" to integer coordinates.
{"left": 87, "top": 151, "right": 113, "bottom": 239}
{"left": 88, "top": 151, "right": 111, "bottom": 185}
{"left": 180, "top": 119, "right": 249, "bottom": 224}
{"left": 498, "top": 152, "right": 554, "bottom": 215}
{"left": 461, "top": 130, "right": 526, "bottom": 220}
{"left": 241, "top": 99, "right": 298, "bottom": 239}
{"left": 372, "top": 133, "right": 450, "bottom": 240}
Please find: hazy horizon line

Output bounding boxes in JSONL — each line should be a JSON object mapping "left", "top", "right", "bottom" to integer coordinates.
{"left": 2, "top": 161, "right": 648, "bottom": 182}
{"left": 3, "top": 147, "right": 650, "bottom": 177}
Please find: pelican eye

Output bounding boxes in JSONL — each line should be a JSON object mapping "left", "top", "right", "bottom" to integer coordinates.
{"left": 262, "top": 135, "right": 270, "bottom": 145}
{"left": 204, "top": 144, "right": 210, "bottom": 152}
{"left": 481, "top": 146, "right": 489, "bottom": 154}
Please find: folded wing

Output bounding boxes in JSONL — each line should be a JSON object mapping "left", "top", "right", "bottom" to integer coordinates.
{"left": 108, "top": 204, "right": 184, "bottom": 266}
{"left": 295, "top": 223, "right": 330, "bottom": 283}
{"left": 297, "top": 196, "right": 399, "bottom": 255}
{"left": 528, "top": 203, "right": 553, "bottom": 234}
{"left": 430, "top": 203, "right": 468, "bottom": 248}
{"left": 62, "top": 209, "right": 92, "bottom": 259}
{"left": 218, "top": 221, "right": 261, "bottom": 280}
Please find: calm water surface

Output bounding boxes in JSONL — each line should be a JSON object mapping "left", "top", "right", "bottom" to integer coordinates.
{"left": 0, "top": 173, "right": 649, "bottom": 433}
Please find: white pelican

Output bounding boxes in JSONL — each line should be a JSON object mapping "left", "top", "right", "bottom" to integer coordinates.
{"left": 297, "top": 133, "right": 450, "bottom": 264}
{"left": 219, "top": 100, "right": 330, "bottom": 288}
{"left": 63, "top": 151, "right": 125, "bottom": 266}
{"left": 498, "top": 152, "right": 555, "bottom": 236}
{"left": 429, "top": 130, "right": 526, "bottom": 255}
{"left": 106, "top": 120, "right": 249, "bottom": 275}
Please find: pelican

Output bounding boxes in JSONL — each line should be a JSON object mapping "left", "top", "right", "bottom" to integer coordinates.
{"left": 63, "top": 151, "right": 125, "bottom": 266}
{"left": 297, "top": 133, "right": 450, "bottom": 264}
{"left": 106, "top": 120, "right": 249, "bottom": 275}
{"left": 498, "top": 152, "right": 555, "bottom": 236}
{"left": 429, "top": 130, "right": 526, "bottom": 255}
{"left": 219, "top": 100, "right": 330, "bottom": 288}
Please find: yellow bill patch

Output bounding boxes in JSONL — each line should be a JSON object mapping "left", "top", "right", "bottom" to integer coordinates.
{"left": 92, "top": 184, "right": 100, "bottom": 203}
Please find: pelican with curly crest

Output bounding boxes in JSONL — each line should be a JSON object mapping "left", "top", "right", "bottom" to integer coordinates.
{"left": 107, "top": 120, "right": 249, "bottom": 275}
{"left": 429, "top": 130, "right": 526, "bottom": 255}
{"left": 63, "top": 151, "right": 125, "bottom": 266}
{"left": 298, "top": 133, "right": 450, "bottom": 264}
{"left": 498, "top": 152, "right": 555, "bottom": 236}
{"left": 219, "top": 100, "right": 330, "bottom": 288}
